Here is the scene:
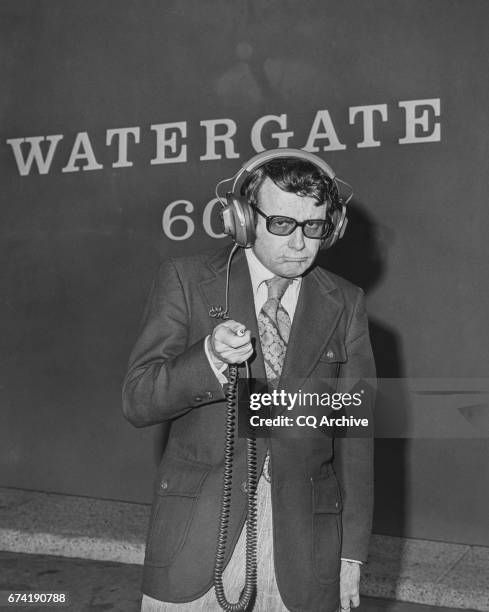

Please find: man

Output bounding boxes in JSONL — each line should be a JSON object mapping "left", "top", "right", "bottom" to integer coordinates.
{"left": 123, "top": 153, "right": 375, "bottom": 612}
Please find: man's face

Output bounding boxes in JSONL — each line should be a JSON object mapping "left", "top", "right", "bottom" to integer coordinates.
{"left": 251, "top": 177, "right": 326, "bottom": 278}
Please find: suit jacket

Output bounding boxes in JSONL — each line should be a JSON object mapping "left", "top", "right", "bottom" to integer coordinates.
{"left": 122, "top": 245, "right": 375, "bottom": 612}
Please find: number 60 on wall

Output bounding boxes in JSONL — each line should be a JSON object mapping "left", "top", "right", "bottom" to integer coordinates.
{"left": 162, "top": 198, "right": 226, "bottom": 241}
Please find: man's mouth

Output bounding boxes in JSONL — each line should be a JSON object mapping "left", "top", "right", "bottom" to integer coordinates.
{"left": 283, "top": 257, "right": 308, "bottom": 262}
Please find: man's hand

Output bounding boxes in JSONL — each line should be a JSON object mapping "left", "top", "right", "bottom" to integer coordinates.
{"left": 208, "top": 320, "right": 253, "bottom": 367}
{"left": 339, "top": 559, "right": 361, "bottom": 611}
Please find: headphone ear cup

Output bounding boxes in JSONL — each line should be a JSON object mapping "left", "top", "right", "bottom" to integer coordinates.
{"left": 321, "top": 205, "right": 347, "bottom": 249}
{"left": 221, "top": 195, "right": 255, "bottom": 247}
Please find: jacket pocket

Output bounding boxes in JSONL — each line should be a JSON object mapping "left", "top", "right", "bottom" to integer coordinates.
{"left": 145, "top": 454, "right": 212, "bottom": 567}
{"left": 311, "top": 470, "right": 343, "bottom": 584}
{"left": 318, "top": 338, "right": 347, "bottom": 365}
{"left": 316, "top": 339, "right": 348, "bottom": 387}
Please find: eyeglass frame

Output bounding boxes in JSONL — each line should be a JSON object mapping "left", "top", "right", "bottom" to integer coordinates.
{"left": 249, "top": 203, "right": 334, "bottom": 239}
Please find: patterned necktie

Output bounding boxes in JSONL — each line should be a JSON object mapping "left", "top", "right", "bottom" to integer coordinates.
{"left": 258, "top": 276, "right": 292, "bottom": 482}
{"left": 258, "top": 276, "right": 293, "bottom": 389}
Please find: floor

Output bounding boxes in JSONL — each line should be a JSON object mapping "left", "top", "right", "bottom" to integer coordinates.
{"left": 0, "top": 552, "right": 477, "bottom": 612}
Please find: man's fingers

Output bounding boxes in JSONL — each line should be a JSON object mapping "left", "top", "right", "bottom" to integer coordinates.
{"left": 225, "top": 331, "right": 251, "bottom": 349}
{"left": 212, "top": 336, "right": 253, "bottom": 363}
{"left": 214, "top": 324, "right": 251, "bottom": 349}
{"left": 340, "top": 589, "right": 351, "bottom": 609}
{"left": 219, "top": 346, "right": 253, "bottom": 364}
{"left": 241, "top": 347, "right": 254, "bottom": 361}
{"left": 339, "top": 599, "right": 351, "bottom": 611}
{"left": 339, "top": 588, "right": 360, "bottom": 610}
{"left": 214, "top": 338, "right": 253, "bottom": 355}
{"left": 219, "top": 320, "right": 248, "bottom": 335}
{"left": 340, "top": 559, "right": 360, "bottom": 612}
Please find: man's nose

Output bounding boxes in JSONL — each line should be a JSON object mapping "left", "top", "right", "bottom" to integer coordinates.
{"left": 288, "top": 226, "right": 306, "bottom": 250}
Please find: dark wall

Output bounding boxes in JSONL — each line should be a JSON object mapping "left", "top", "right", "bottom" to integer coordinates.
{"left": 1, "top": 0, "right": 488, "bottom": 545}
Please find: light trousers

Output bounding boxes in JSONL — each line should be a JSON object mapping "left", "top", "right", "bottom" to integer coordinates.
{"left": 140, "top": 473, "right": 288, "bottom": 611}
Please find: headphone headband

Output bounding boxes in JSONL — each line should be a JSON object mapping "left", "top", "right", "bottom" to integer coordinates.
{"left": 231, "top": 148, "right": 336, "bottom": 195}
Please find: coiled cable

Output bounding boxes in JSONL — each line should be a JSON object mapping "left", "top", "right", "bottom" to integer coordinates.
{"left": 210, "top": 243, "right": 258, "bottom": 610}
{"left": 213, "top": 363, "right": 258, "bottom": 611}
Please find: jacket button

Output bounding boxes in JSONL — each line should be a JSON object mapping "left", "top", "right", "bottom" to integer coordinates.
{"left": 194, "top": 395, "right": 202, "bottom": 403}
{"left": 205, "top": 391, "right": 213, "bottom": 400}
{"left": 335, "top": 501, "right": 340, "bottom": 509}
{"left": 326, "top": 349, "right": 334, "bottom": 359}
{"left": 160, "top": 479, "right": 168, "bottom": 490}
{"left": 240, "top": 481, "right": 248, "bottom": 494}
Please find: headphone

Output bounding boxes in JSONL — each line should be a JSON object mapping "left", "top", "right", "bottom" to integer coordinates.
{"left": 217, "top": 148, "right": 352, "bottom": 249}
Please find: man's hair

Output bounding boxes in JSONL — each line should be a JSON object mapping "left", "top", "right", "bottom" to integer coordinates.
{"left": 241, "top": 158, "right": 340, "bottom": 212}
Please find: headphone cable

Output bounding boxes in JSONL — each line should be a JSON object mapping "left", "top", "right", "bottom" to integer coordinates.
{"left": 210, "top": 245, "right": 258, "bottom": 611}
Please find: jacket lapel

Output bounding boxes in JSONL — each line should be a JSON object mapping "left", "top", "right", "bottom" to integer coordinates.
{"left": 279, "top": 266, "right": 344, "bottom": 393}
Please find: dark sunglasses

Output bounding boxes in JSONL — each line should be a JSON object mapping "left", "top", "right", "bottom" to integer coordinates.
{"left": 250, "top": 204, "right": 333, "bottom": 239}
